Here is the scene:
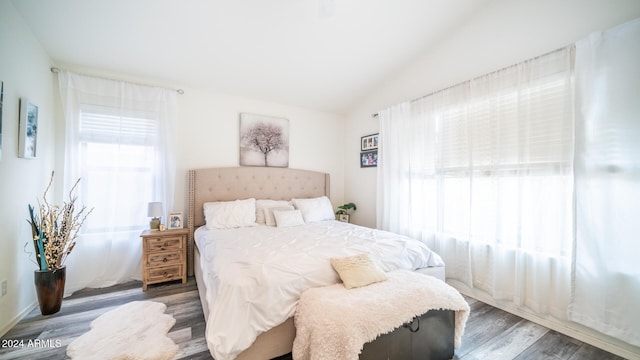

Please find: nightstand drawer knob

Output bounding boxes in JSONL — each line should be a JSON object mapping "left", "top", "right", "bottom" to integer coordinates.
{"left": 164, "top": 242, "right": 169, "bottom": 247}
{"left": 163, "top": 257, "right": 168, "bottom": 263}
{"left": 163, "top": 271, "right": 168, "bottom": 277}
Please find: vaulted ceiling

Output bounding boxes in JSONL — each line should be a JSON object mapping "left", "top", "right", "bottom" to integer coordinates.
{"left": 11, "top": 0, "right": 492, "bottom": 113}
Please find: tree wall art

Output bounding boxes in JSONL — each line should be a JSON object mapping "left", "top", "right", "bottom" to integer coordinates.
{"left": 239, "top": 113, "right": 289, "bottom": 167}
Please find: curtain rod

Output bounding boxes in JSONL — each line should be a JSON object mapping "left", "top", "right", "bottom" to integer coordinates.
{"left": 50, "top": 67, "right": 185, "bottom": 95}
{"left": 370, "top": 44, "right": 574, "bottom": 119}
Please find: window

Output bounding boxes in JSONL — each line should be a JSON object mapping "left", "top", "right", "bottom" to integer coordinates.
{"left": 58, "top": 70, "right": 176, "bottom": 292}
{"left": 411, "top": 68, "right": 574, "bottom": 255}
{"left": 78, "top": 107, "right": 158, "bottom": 234}
{"left": 378, "top": 47, "right": 574, "bottom": 319}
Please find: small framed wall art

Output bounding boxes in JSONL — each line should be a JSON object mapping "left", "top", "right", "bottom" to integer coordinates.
{"left": 360, "top": 150, "right": 377, "bottom": 168}
{"left": 168, "top": 212, "right": 183, "bottom": 229}
{"left": 360, "top": 133, "right": 378, "bottom": 168}
{"left": 360, "top": 133, "right": 378, "bottom": 151}
{"left": 18, "top": 98, "right": 38, "bottom": 159}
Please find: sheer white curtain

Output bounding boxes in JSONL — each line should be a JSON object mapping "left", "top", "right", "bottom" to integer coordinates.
{"left": 378, "top": 47, "right": 574, "bottom": 319}
{"left": 58, "top": 71, "right": 176, "bottom": 294}
{"left": 569, "top": 18, "right": 640, "bottom": 347}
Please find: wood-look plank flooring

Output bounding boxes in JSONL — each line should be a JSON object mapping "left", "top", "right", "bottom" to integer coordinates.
{"left": 0, "top": 277, "right": 626, "bottom": 360}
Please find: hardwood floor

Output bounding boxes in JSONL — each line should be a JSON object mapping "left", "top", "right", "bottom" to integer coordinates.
{"left": 452, "top": 297, "right": 624, "bottom": 360}
{"left": 0, "top": 277, "right": 626, "bottom": 360}
{"left": 0, "top": 278, "right": 211, "bottom": 360}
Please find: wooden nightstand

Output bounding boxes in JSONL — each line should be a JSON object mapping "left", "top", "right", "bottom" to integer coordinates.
{"left": 140, "top": 228, "right": 188, "bottom": 291}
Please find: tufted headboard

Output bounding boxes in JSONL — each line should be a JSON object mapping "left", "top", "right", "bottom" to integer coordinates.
{"left": 186, "top": 167, "right": 330, "bottom": 275}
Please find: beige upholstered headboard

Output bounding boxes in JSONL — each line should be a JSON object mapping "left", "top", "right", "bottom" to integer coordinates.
{"left": 186, "top": 167, "right": 330, "bottom": 275}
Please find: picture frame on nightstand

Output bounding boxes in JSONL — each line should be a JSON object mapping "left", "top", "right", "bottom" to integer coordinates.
{"left": 168, "top": 212, "right": 183, "bottom": 229}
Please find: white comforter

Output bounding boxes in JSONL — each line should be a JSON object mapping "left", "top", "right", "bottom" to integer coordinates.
{"left": 195, "top": 220, "right": 444, "bottom": 360}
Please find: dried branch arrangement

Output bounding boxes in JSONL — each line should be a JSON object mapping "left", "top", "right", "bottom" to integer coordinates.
{"left": 27, "top": 171, "right": 93, "bottom": 271}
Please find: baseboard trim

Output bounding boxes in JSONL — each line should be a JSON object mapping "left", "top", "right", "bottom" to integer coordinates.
{"left": 0, "top": 301, "right": 38, "bottom": 338}
{"left": 449, "top": 282, "right": 640, "bottom": 360}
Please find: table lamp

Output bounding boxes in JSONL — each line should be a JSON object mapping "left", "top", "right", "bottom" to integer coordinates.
{"left": 147, "top": 202, "right": 163, "bottom": 230}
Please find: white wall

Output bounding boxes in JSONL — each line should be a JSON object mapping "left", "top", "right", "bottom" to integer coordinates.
{"left": 345, "top": 0, "right": 640, "bottom": 229}
{"left": 0, "top": 1, "right": 58, "bottom": 336}
{"left": 171, "top": 88, "right": 346, "bottom": 216}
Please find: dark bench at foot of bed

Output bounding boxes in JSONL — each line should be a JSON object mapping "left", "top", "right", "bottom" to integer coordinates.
{"left": 360, "top": 309, "right": 455, "bottom": 360}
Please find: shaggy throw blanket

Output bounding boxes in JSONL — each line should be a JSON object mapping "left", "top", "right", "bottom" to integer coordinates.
{"left": 66, "top": 300, "right": 179, "bottom": 360}
{"left": 292, "top": 270, "right": 470, "bottom": 360}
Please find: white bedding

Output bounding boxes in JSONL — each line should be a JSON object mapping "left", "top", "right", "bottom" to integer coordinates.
{"left": 195, "top": 220, "right": 445, "bottom": 360}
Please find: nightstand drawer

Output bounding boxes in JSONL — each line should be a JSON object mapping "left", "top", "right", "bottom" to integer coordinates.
{"left": 145, "top": 236, "right": 183, "bottom": 252}
{"left": 147, "top": 265, "right": 183, "bottom": 282}
{"left": 147, "top": 251, "right": 182, "bottom": 266}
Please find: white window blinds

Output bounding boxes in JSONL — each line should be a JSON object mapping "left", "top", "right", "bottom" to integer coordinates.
{"left": 431, "top": 52, "right": 573, "bottom": 175}
{"left": 79, "top": 105, "right": 157, "bottom": 145}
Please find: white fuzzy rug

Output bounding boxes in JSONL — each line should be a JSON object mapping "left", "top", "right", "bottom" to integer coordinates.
{"left": 67, "top": 300, "right": 179, "bottom": 360}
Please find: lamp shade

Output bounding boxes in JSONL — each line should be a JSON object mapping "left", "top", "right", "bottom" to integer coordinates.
{"left": 147, "top": 202, "right": 163, "bottom": 218}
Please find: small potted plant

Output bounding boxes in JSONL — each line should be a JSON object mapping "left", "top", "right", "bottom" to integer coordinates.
{"left": 335, "top": 202, "right": 357, "bottom": 223}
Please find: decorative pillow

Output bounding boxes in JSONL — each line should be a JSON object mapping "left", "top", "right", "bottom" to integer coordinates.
{"left": 273, "top": 209, "right": 305, "bottom": 228}
{"left": 291, "top": 196, "right": 335, "bottom": 222}
{"left": 330, "top": 253, "right": 389, "bottom": 289}
{"left": 203, "top": 198, "right": 257, "bottom": 229}
{"left": 263, "top": 205, "right": 295, "bottom": 226}
{"left": 256, "top": 200, "right": 291, "bottom": 225}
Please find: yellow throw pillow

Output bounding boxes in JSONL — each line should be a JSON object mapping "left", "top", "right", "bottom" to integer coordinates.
{"left": 330, "top": 253, "right": 389, "bottom": 289}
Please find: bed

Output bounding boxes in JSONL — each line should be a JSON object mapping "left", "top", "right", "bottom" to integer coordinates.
{"left": 187, "top": 167, "right": 447, "bottom": 360}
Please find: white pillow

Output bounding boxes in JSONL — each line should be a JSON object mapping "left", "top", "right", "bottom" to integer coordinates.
{"left": 291, "top": 196, "right": 335, "bottom": 222}
{"left": 273, "top": 209, "right": 305, "bottom": 228}
{"left": 203, "top": 198, "right": 257, "bottom": 229}
{"left": 330, "top": 253, "right": 389, "bottom": 289}
{"left": 263, "top": 205, "right": 295, "bottom": 226}
{"left": 256, "top": 199, "right": 291, "bottom": 225}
